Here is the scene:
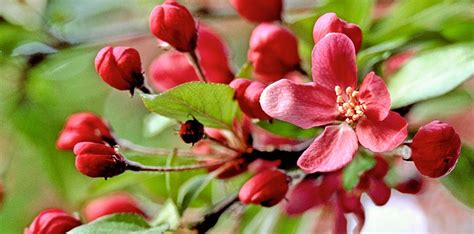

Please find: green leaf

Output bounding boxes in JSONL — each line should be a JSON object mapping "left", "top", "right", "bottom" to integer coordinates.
{"left": 356, "top": 38, "right": 407, "bottom": 77}
{"left": 388, "top": 43, "right": 474, "bottom": 108}
{"left": 256, "top": 120, "right": 320, "bottom": 139}
{"left": 236, "top": 62, "right": 253, "bottom": 78}
{"left": 442, "top": 145, "right": 474, "bottom": 208}
{"left": 151, "top": 200, "right": 180, "bottom": 230}
{"left": 177, "top": 174, "right": 213, "bottom": 214}
{"left": 11, "top": 42, "right": 57, "bottom": 57}
{"left": 69, "top": 214, "right": 154, "bottom": 234}
{"left": 342, "top": 153, "right": 376, "bottom": 191}
{"left": 141, "top": 82, "right": 239, "bottom": 130}
{"left": 143, "top": 113, "right": 177, "bottom": 138}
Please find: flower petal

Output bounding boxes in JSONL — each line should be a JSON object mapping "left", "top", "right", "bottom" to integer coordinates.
{"left": 359, "top": 72, "right": 391, "bottom": 121}
{"left": 297, "top": 123, "right": 358, "bottom": 173}
{"left": 312, "top": 33, "right": 357, "bottom": 91}
{"left": 356, "top": 111, "right": 408, "bottom": 152}
{"left": 260, "top": 79, "right": 338, "bottom": 128}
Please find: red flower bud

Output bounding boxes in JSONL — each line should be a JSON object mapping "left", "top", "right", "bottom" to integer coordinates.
{"left": 230, "top": 79, "right": 271, "bottom": 119}
{"left": 149, "top": 0, "right": 197, "bottom": 52}
{"left": 239, "top": 169, "right": 288, "bottom": 207}
{"left": 248, "top": 23, "right": 301, "bottom": 84}
{"left": 74, "top": 142, "right": 126, "bottom": 178}
{"left": 95, "top": 46, "right": 144, "bottom": 93}
{"left": 83, "top": 193, "right": 146, "bottom": 221}
{"left": 313, "top": 13, "right": 362, "bottom": 52}
{"left": 149, "top": 25, "right": 233, "bottom": 91}
{"left": 230, "top": 0, "right": 282, "bottom": 23}
{"left": 24, "top": 209, "right": 82, "bottom": 234}
{"left": 56, "top": 112, "right": 114, "bottom": 150}
{"left": 411, "top": 121, "right": 461, "bottom": 178}
{"left": 179, "top": 119, "right": 205, "bottom": 144}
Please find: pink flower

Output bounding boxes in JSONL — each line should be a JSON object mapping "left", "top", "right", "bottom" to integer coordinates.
{"left": 230, "top": 0, "right": 282, "bottom": 23}
{"left": 261, "top": 33, "right": 408, "bottom": 173}
{"left": 411, "top": 121, "right": 461, "bottom": 178}
{"left": 313, "top": 13, "right": 363, "bottom": 52}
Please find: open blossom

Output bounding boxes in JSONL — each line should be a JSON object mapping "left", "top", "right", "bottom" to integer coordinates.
{"left": 56, "top": 112, "right": 115, "bottom": 150}
{"left": 24, "top": 209, "right": 82, "bottom": 234}
{"left": 95, "top": 46, "right": 144, "bottom": 93}
{"left": 261, "top": 33, "right": 408, "bottom": 173}
{"left": 83, "top": 193, "right": 146, "bottom": 221}
{"left": 248, "top": 23, "right": 301, "bottom": 84}
{"left": 149, "top": 25, "right": 233, "bottom": 91}
{"left": 149, "top": 0, "right": 197, "bottom": 52}
{"left": 313, "top": 13, "right": 362, "bottom": 52}
{"left": 230, "top": 0, "right": 282, "bottom": 23}
{"left": 239, "top": 169, "right": 289, "bottom": 207}
{"left": 411, "top": 121, "right": 461, "bottom": 178}
{"left": 74, "top": 142, "right": 127, "bottom": 178}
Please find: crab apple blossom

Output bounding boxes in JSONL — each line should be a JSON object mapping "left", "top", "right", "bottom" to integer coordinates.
{"left": 261, "top": 33, "right": 408, "bottom": 173}
{"left": 239, "top": 169, "right": 289, "bottom": 207}
{"left": 83, "top": 193, "right": 146, "bottom": 221}
{"left": 230, "top": 0, "right": 282, "bottom": 23}
{"left": 95, "top": 46, "right": 146, "bottom": 94}
{"left": 149, "top": 0, "right": 197, "bottom": 52}
{"left": 24, "top": 209, "right": 81, "bottom": 234}
{"left": 313, "top": 13, "right": 363, "bottom": 52}
{"left": 74, "top": 142, "right": 127, "bottom": 178}
{"left": 149, "top": 26, "right": 233, "bottom": 91}
{"left": 56, "top": 112, "right": 115, "bottom": 150}
{"left": 179, "top": 118, "right": 205, "bottom": 144}
{"left": 248, "top": 23, "right": 302, "bottom": 84}
{"left": 230, "top": 79, "right": 271, "bottom": 119}
{"left": 411, "top": 121, "right": 461, "bottom": 178}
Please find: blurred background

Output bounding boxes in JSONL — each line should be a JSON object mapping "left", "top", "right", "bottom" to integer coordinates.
{"left": 0, "top": 0, "right": 473, "bottom": 233}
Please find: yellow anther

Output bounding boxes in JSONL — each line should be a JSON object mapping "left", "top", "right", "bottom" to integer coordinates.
{"left": 352, "top": 114, "right": 360, "bottom": 121}
{"left": 346, "top": 87, "right": 354, "bottom": 95}
{"left": 351, "top": 91, "right": 359, "bottom": 98}
{"left": 335, "top": 86, "right": 343, "bottom": 95}
{"left": 338, "top": 106, "right": 345, "bottom": 113}
{"left": 337, "top": 96, "right": 344, "bottom": 104}
{"left": 342, "top": 103, "right": 351, "bottom": 110}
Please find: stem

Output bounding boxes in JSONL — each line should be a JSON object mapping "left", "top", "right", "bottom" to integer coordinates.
{"left": 125, "top": 159, "right": 226, "bottom": 172}
{"left": 117, "top": 138, "right": 199, "bottom": 157}
{"left": 206, "top": 135, "right": 239, "bottom": 153}
{"left": 192, "top": 193, "right": 239, "bottom": 234}
{"left": 138, "top": 85, "right": 151, "bottom": 94}
{"left": 188, "top": 50, "right": 208, "bottom": 82}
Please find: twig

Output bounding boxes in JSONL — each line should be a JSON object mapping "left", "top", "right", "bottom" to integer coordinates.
{"left": 188, "top": 50, "right": 208, "bottom": 82}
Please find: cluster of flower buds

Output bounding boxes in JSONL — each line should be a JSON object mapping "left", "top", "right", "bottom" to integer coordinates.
{"left": 83, "top": 193, "right": 146, "bottom": 221}
{"left": 149, "top": 0, "right": 197, "bottom": 52}
{"left": 230, "top": 0, "right": 283, "bottom": 23}
{"left": 239, "top": 169, "right": 289, "bottom": 207}
{"left": 56, "top": 112, "right": 115, "bottom": 150}
{"left": 230, "top": 79, "right": 271, "bottom": 119}
{"left": 73, "top": 142, "right": 127, "bottom": 178}
{"left": 149, "top": 25, "right": 233, "bottom": 91}
{"left": 248, "top": 23, "right": 302, "bottom": 84}
{"left": 95, "top": 46, "right": 147, "bottom": 95}
{"left": 313, "top": 13, "right": 363, "bottom": 52}
{"left": 179, "top": 118, "right": 205, "bottom": 145}
{"left": 24, "top": 209, "right": 82, "bottom": 234}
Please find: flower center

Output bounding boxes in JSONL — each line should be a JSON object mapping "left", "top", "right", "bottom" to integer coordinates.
{"left": 335, "top": 86, "right": 367, "bottom": 124}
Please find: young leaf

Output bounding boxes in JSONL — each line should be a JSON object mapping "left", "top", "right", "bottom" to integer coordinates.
{"left": 256, "top": 119, "right": 320, "bottom": 139}
{"left": 68, "top": 214, "right": 154, "bottom": 234}
{"left": 177, "top": 174, "right": 213, "bottom": 214}
{"left": 342, "top": 153, "right": 376, "bottom": 191}
{"left": 141, "top": 82, "right": 239, "bottom": 130}
{"left": 151, "top": 200, "right": 180, "bottom": 230}
{"left": 236, "top": 62, "right": 253, "bottom": 78}
{"left": 442, "top": 146, "right": 474, "bottom": 208}
{"left": 388, "top": 43, "right": 474, "bottom": 108}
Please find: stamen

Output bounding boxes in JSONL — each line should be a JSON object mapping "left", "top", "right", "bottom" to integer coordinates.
{"left": 334, "top": 85, "right": 367, "bottom": 125}
{"left": 335, "top": 86, "right": 343, "bottom": 96}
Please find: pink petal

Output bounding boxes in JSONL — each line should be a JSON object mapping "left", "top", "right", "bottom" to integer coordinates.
{"left": 356, "top": 111, "right": 408, "bottom": 152}
{"left": 312, "top": 33, "right": 357, "bottom": 91}
{"left": 260, "top": 79, "right": 338, "bottom": 129}
{"left": 297, "top": 123, "right": 358, "bottom": 173}
{"left": 359, "top": 72, "right": 391, "bottom": 121}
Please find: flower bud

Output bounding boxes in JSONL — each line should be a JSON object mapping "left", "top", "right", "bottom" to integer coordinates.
{"left": 57, "top": 112, "right": 114, "bottom": 150}
{"left": 248, "top": 23, "right": 301, "bottom": 84}
{"left": 24, "top": 209, "right": 82, "bottom": 234}
{"left": 149, "top": 25, "right": 233, "bottom": 91}
{"left": 313, "top": 13, "right": 362, "bottom": 52}
{"left": 230, "top": 79, "right": 271, "bottom": 119}
{"left": 95, "top": 46, "right": 144, "bottom": 93}
{"left": 230, "top": 0, "right": 282, "bottom": 23}
{"left": 411, "top": 121, "right": 461, "bottom": 178}
{"left": 149, "top": 0, "right": 197, "bottom": 52}
{"left": 74, "top": 142, "right": 126, "bottom": 178}
{"left": 239, "top": 169, "right": 289, "bottom": 207}
{"left": 179, "top": 119, "right": 205, "bottom": 144}
{"left": 395, "top": 176, "right": 424, "bottom": 194}
{"left": 83, "top": 193, "right": 146, "bottom": 221}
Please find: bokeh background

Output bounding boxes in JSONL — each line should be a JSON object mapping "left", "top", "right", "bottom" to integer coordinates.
{"left": 0, "top": 0, "right": 473, "bottom": 233}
